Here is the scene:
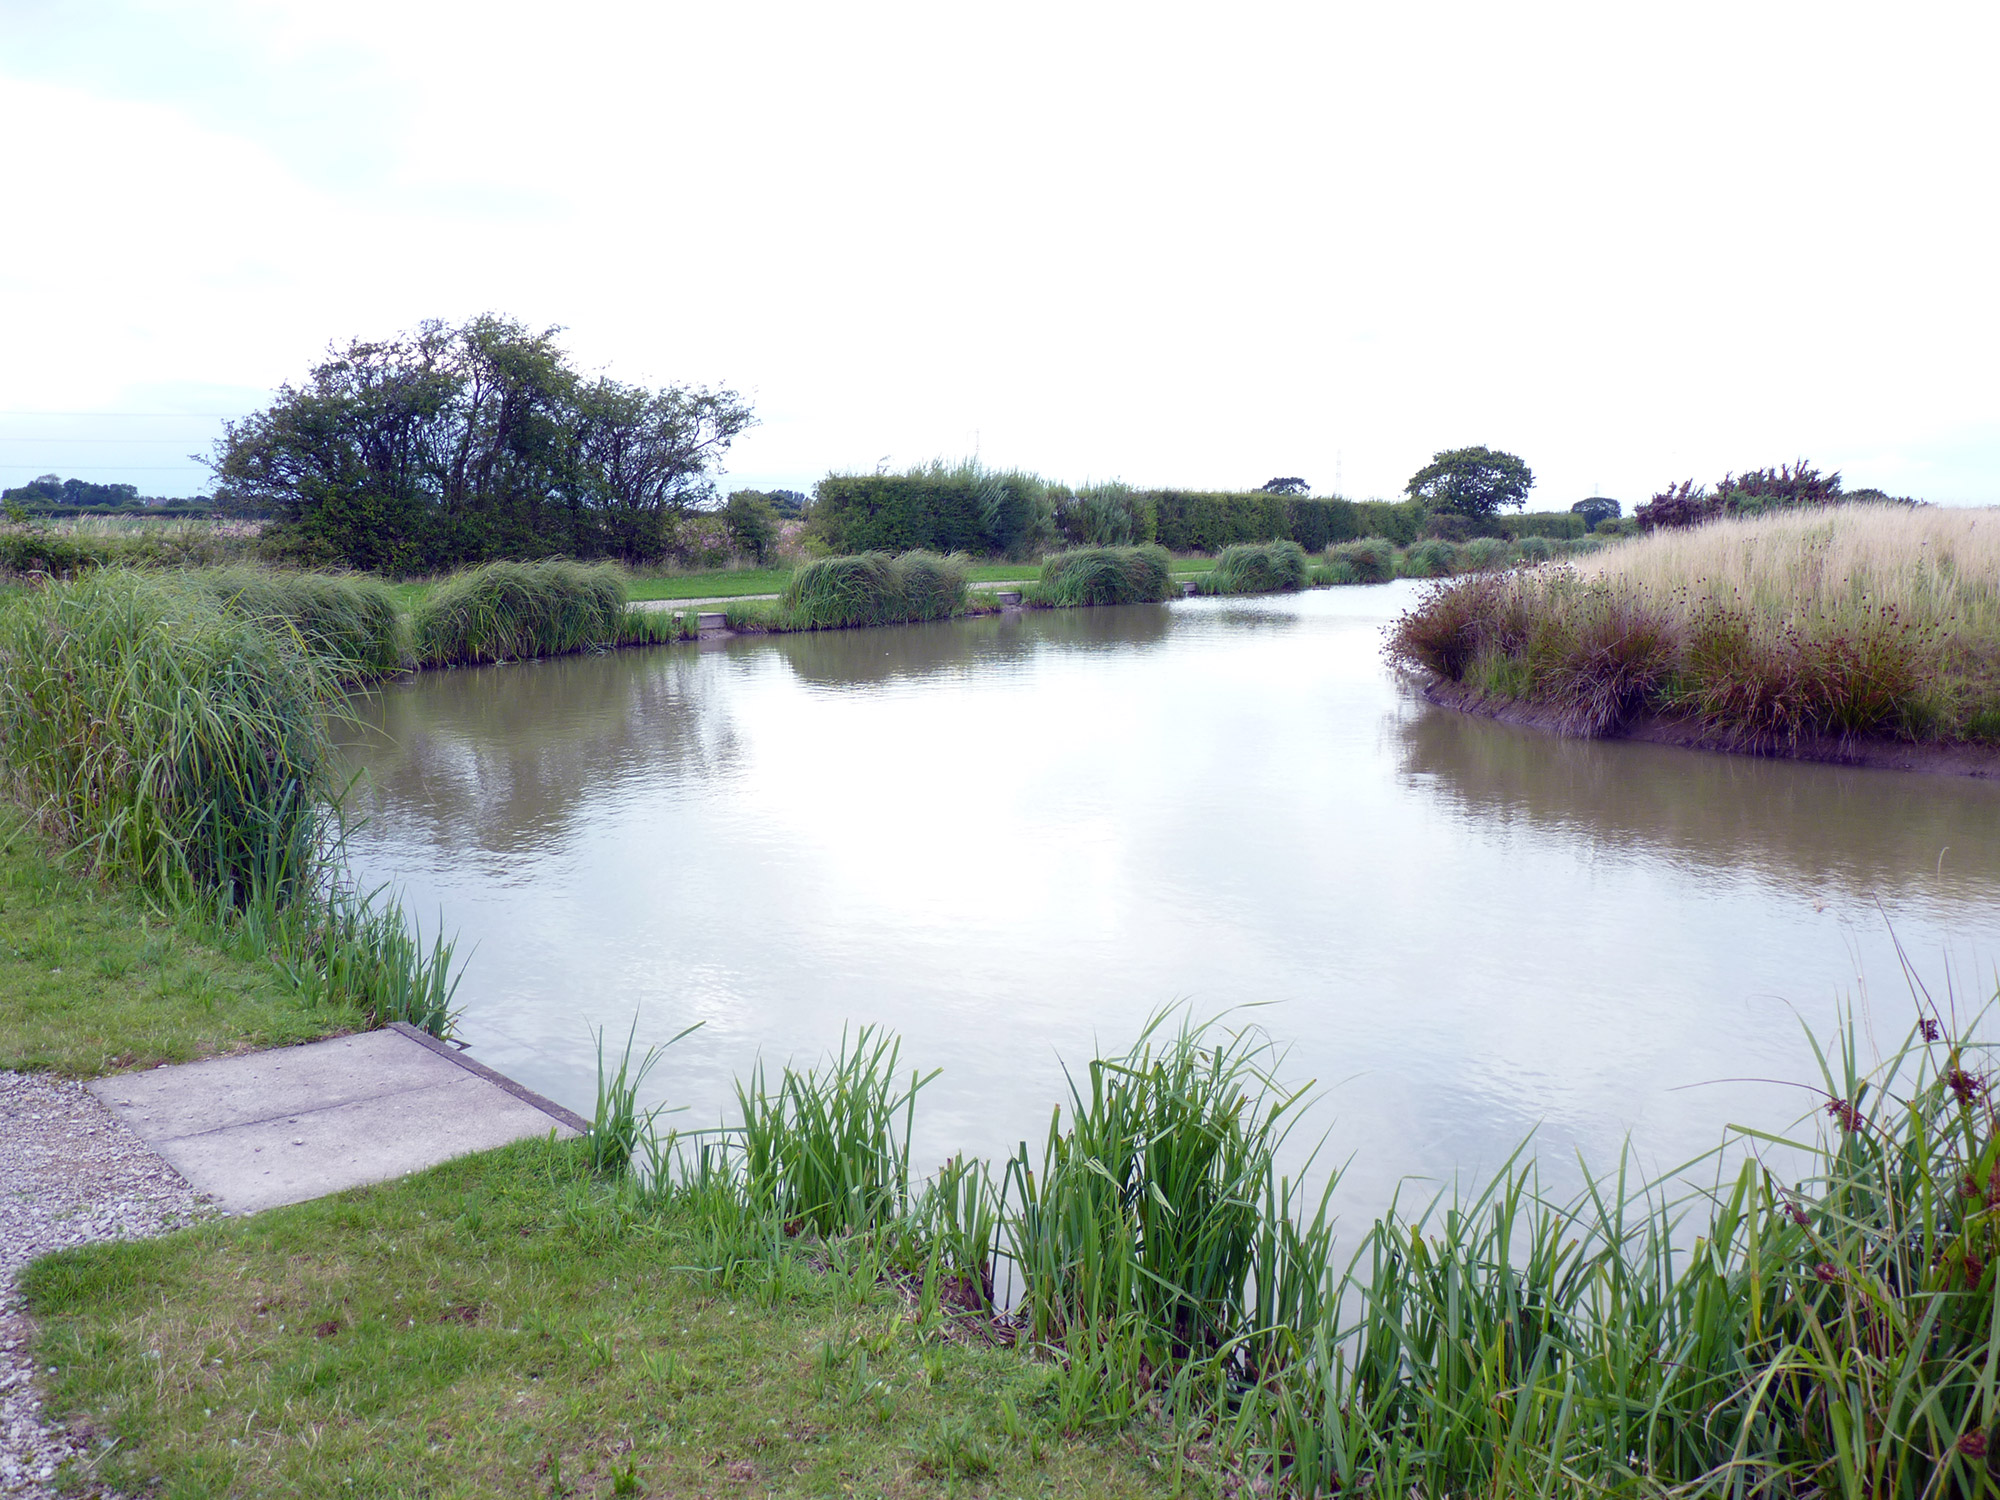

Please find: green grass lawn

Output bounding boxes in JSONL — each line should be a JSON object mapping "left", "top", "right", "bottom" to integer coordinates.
{"left": 0, "top": 808, "right": 356, "bottom": 1074}
{"left": 25, "top": 1137, "right": 1168, "bottom": 1499}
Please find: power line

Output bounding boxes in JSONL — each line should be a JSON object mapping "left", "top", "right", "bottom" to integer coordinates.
{"left": 0, "top": 438, "right": 215, "bottom": 444}
{"left": 0, "top": 411, "right": 243, "bottom": 418}
{"left": 0, "top": 464, "right": 208, "bottom": 473}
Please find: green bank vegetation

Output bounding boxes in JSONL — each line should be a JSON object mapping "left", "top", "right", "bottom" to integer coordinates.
{"left": 0, "top": 570, "right": 461, "bottom": 1042}
{"left": 1195, "top": 540, "right": 1310, "bottom": 595}
{"left": 1391, "top": 504, "right": 2000, "bottom": 746}
{"left": 1030, "top": 546, "right": 1176, "bottom": 607}
{"left": 412, "top": 560, "right": 630, "bottom": 668}
{"left": 30, "top": 995, "right": 2000, "bottom": 1498}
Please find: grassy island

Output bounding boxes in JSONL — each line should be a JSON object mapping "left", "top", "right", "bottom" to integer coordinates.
{"left": 1390, "top": 504, "right": 2000, "bottom": 756}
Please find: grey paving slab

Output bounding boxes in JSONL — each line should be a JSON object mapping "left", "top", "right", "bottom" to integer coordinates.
{"left": 87, "top": 1026, "right": 584, "bottom": 1215}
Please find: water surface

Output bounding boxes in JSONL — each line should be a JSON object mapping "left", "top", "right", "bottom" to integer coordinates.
{"left": 337, "top": 584, "right": 2000, "bottom": 1219}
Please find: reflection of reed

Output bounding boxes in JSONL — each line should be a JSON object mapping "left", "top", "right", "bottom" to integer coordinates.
{"left": 761, "top": 602, "right": 1176, "bottom": 687}
{"left": 1397, "top": 703, "right": 2000, "bottom": 900}
{"left": 335, "top": 650, "right": 741, "bottom": 856}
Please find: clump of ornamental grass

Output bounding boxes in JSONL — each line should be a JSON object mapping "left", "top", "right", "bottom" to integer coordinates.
{"left": 1389, "top": 505, "right": 2000, "bottom": 745}
{"left": 0, "top": 569, "right": 464, "bottom": 1035}
{"left": 1320, "top": 537, "right": 1397, "bottom": 584}
{"left": 411, "top": 559, "right": 628, "bottom": 667}
{"left": 194, "top": 566, "right": 406, "bottom": 678}
{"left": 1031, "top": 545, "right": 1174, "bottom": 606}
{"left": 1197, "top": 539, "right": 1309, "bottom": 595}
{"left": 0, "top": 569, "right": 338, "bottom": 901}
{"left": 1400, "top": 538, "right": 1460, "bottom": 577}
{"left": 777, "top": 551, "right": 969, "bottom": 629}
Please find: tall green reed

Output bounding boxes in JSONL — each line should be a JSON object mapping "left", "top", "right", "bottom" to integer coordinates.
{"left": 778, "top": 552, "right": 969, "bottom": 629}
{"left": 0, "top": 569, "right": 337, "bottom": 902}
{"left": 1197, "top": 540, "right": 1309, "bottom": 595}
{"left": 411, "top": 559, "right": 627, "bottom": 666}
{"left": 195, "top": 566, "right": 406, "bottom": 678}
{"left": 736, "top": 1026, "right": 939, "bottom": 1237}
{"left": 1031, "top": 545, "right": 1173, "bottom": 606}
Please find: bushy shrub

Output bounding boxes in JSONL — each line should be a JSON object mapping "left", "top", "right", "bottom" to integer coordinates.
{"left": 1324, "top": 537, "right": 1397, "bottom": 583}
{"left": 0, "top": 570, "right": 337, "bottom": 899}
{"left": 779, "top": 551, "right": 969, "bottom": 629}
{"left": 411, "top": 560, "right": 628, "bottom": 667}
{"left": 1033, "top": 545, "right": 1174, "bottom": 606}
{"left": 1198, "top": 539, "right": 1309, "bottom": 595}
{"left": 195, "top": 567, "right": 406, "bottom": 678}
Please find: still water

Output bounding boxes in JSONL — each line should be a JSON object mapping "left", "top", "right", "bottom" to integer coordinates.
{"left": 337, "top": 583, "right": 2000, "bottom": 1218}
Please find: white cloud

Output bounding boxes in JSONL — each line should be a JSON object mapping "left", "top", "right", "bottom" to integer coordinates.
{"left": 3, "top": 0, "right": 1996, "bottom": 501}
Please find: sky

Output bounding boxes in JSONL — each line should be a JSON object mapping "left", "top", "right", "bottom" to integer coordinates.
{"left": 2, "top": 0, "right": 1996, "bottom": 507}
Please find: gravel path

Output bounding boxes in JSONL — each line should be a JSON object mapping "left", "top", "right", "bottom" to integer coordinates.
{"left": 1, "top": 1071, "right": 211, "bottom": 1499}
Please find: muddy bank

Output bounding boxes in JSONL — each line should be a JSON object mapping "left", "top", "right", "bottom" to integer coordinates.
{"left": 1421, "top": 678, "right": 2000, "bottom": 779}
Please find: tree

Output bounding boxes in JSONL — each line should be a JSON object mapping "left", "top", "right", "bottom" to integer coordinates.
{"left": 1259, "top": 476, "right": 1310, "bottom": 495}
{"left": 723, "top": 490, "right": 780, "bottom": 563}
{"left": 209, "top": 315, "right": 755, "bottom": 571}
{"left": 1571, "top": 497, "right": 1621, "bottom": 530}
{"left": 1405, "top": 447, "right": 1534, "bottom": 518}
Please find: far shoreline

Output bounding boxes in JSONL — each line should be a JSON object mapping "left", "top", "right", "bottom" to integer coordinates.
{"left": 1421, "top": 677, "right": 2000, "bottom": 780}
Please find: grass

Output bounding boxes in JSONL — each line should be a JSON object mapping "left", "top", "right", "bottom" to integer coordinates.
{"left": 38, "top": 987, "right": 2000, "bottom": 1499}
{"left": 775, "top": 551, "right": 970, "bottom": 630}
{"left": 23, "top": 1136, "right": 1166, "bottom": 1499}
{"left": 194, "top": 565, "right": 406, "bottom": 678}
{"left": 1030, "top": 546, "right": 1175, "bottom": 607}
{"left": 1195, "top": 540, "right": 1309, "bottom": 595}
{"left": 1390, "top": 503, "right": 2000, "bottom": 744}
{"left": 0, "top": 805, "right": 361, "bottom": 1074}
{"left": 411, "top": 560, "right": 630, "bottom": 667}
{"left": 0, "top": 568, "right": 340, "bottom": 902}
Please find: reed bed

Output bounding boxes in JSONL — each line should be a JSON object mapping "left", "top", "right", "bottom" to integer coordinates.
{"left": 0, "top": 569, "right": 338, "bottom": 899}
{"left": 0, "top": 569, "right": 462, "bottom": 1034}
{"left": 776, "top": 551, "right": 969, "bottom": 629}
{"left": 588, "top": 980, "right": 2000, "bottom": 1496}
{"left": 195, "top": 566, "right": 406, "bottom": 678}
{"left": 1390, "top": 504, "right": 2000, "bottom": 744}
{"left": 411, "top": 559, "right": 628, "bottom": 666}
{"left": 1197, "top": 539, "right": 1310, "bottom": 595}
{"left": 1030, "top": 545, "right": 1175, "bottom": 606}
{"left": 593, "top": 985, "right": 2000, "bottom": 1499}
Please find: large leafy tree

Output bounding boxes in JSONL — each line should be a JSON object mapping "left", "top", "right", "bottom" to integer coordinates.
{"left": 1405, "top": 446, "right": 1534, "bottom": 518}
{"left": 210, "top": 316, "right": 754, "bottom": 571}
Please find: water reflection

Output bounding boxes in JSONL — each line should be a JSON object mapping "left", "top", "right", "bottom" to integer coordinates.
{"left": 334, "top": 585, "right": 2000, "bottom": 1227}
{"left": 1399, "top": 702, "right": 2000, "bottom": 906}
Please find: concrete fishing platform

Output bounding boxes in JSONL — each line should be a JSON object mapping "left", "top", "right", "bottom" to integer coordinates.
{"left": 87, "top": 1024, "right": 586, "bottom": 1215}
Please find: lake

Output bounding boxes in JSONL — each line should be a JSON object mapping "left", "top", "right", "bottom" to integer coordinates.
{"left": 337, "top": 582, "right": 2000, "bottom": 1221}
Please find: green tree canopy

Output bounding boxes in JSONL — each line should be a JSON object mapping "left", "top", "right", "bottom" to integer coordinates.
{"left": 1571, "top": 496, "right": 1621, "bottom": 529}
{"left": 1405, "top": 446, "right": 1534, "bottom": 518}
{"left": 1258, "top": 476, "right": 1310, "bottom": 495}
{"left": 209, "top": 315, "right": 755, "bottom": 572}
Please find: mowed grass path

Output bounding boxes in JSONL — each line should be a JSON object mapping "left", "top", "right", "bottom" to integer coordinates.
{"left": 25, "top": 1137, "right": 1168, "bottom": 1499}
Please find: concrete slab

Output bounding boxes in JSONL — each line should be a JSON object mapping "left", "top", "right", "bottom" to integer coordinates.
{"left": 88, "top": 1025, "right": 585, "bottom": 1215}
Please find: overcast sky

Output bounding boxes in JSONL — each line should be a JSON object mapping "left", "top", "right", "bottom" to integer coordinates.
{"left": 3, "top": 0, "right": 1996, "bottom": 506}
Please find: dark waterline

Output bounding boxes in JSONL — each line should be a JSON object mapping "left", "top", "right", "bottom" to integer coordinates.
{"left": 335, "top": 584, "right": 2000, "bottom": 1220}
